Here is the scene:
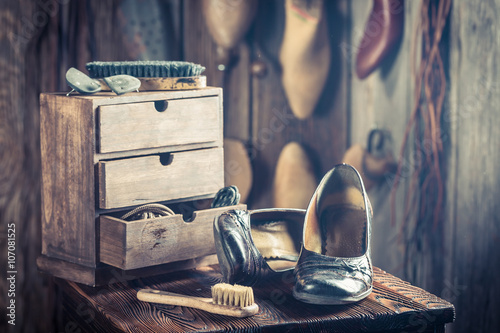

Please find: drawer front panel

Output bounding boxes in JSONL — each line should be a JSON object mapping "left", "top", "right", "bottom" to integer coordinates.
{"left": 99, "top": 204, "right": 246, "bottom": 270}
{"left": 98, "top": 148, "right": 223, "bottom": 209}
{"left": 97, "top": 96, "right": 220, "bottom": 153}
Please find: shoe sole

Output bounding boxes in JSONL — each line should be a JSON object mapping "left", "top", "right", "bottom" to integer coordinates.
{"left": 292, "top": 286, "right": 373, "bottom": 305}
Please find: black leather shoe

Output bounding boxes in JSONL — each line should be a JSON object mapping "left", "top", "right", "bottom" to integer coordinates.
{"left": 293, "top": 164, "right": 373, "bottom": 304}
{"left": 214, "top": 208, "right": 305, "bottom": 286}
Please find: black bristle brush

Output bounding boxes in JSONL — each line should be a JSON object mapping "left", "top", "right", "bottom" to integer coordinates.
{"left": 86, "top": 61, "right": 205, "bottom": 79}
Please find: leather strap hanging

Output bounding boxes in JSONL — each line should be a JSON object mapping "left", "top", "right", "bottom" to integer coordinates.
{"left": 390, "top": 0, "right": 451, "bottom": 278}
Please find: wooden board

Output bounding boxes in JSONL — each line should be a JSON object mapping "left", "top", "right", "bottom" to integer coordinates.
{"left": 349, "top": 2, "right": 500, "bottom": 332}
{"left": 98, "top": 148, "right": 224, "bottom": 209}
{"left": 37, "top": 254, "right": 220, "bottom": 287}
{"left": 99, "top": 76, "right": 207, "bottom": 91}
{"left": 348, "top": 0, "right": 419, "bottom": 279}
{"left": 97, "top": 95, "right": 220, "bottom": 153}
{"left": 249, "top": 0, "right": 349, "bottom": 208}
{"left": 447, "top": 1, "right": 500, "bottom": 331}
{"left": 100, "top": 204, "right": 246, "bottom": 270}
{"left": 0, "top": 1, "right": 140, "bottom": 332}
{"left": 4, "top": 0, "right": 499, "bottom": 332}
{"left": 223, "top": 138, "right": 253, "bottom": 203}
{"left": 40, "top": 94, "right": 97, "bottom": 266}
{"left": 182, "top": 0, "right": 349, "bottom": 209}
{"left": 44, "top": 87, "right": 222, "bottom": 106}
{"left": 182, "top": 0, "right": 252, "bottom": 142}
{"left": 57, "top": 266, "right": 454, "bottom": 332}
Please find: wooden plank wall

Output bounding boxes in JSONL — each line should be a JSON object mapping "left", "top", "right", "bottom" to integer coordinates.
{"left": 350, "top": 0, "right": 500, "bottom": 332}
{"left": 1, "top": 1, "right": 55, "bottom": 332}
{"left": 447, "top": 0, "right": 500, "bottom": 331}
{"left": 183, "top": 0, "right": 349, "bottom": 209}
{"left": 249, "top": 0, "right": 349, "bottom": 208}
{"left": 0, "top": 1, "right": 129, "bottom": 332}
{"left": 1, "top": 1, "right": 348, "bottom": 332}
{"left": 1, "top": 0, "right": 498, "bottom": 332}
{"left": 349, "top": 0, "right": 419, "bottom": 280}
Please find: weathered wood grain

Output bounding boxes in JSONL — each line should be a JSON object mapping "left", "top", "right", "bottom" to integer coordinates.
{"left": 223, "top": 138, "right": 253, "bottom": 203}
{"left": 56, "top": 86, "right": 223, "bottom": 105}
{"left": 40, "top": 94, "right": 97, "bottom": 266}
{"left": 350, "top": 2, "right": 499, "bottom": 333}
{"left": 224, "top": 42, "right": 252, "bottom": 141}
{"left": 348, "top": 2, "right": 500, "bottom": 333}
{"left": 2, "top": 0, "right": 497, "bottom": 332}
{"left": 39, "top": 87, "right": 227, "bottom": 285}
{"left": 98, "top": 147, "right": 224, "bottom": 209}
{"left": 88, "top": 0, "right": 131, "bottom": 63}
{"left": 95, "top": 142, "right": 224, "bottom": 163}
{"left": 98, "top": 96, "right": 220, "bottom": 153}
{"left": 99, "top": 76, "right": 207, "bottom": 91}
{"left": 0, "top": 2, "right": 49, "bottom": 332}
{"left": 37, "top": 254, "right": 220, "bottom": 287}
{"left": 183, "top": 0, "right": 251, "bottom": 142}
{"left": 249, "top": 0, "right": 349, "bottom": 209}
{"left": 100, "top": 204, "right": 246, "bottom": 270}
{"left": 349, "top": 0, "right": 419, "bottom": 278}
{"left": 0, "top": 1, "right": 132, "bottom": 332}
{"left": 447, "top": 1, "right": 500, "bottom": 332}
{"left": 57, "top": 266, "right": 454, "bottom": 332}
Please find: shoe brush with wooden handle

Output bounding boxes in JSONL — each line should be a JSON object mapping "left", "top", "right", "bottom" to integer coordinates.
{"left": 137, "top": 283, "right": 259, "bottom": 318}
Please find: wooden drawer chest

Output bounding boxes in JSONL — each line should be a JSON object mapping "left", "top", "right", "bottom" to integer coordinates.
{"left": 37, "top": 88, "right": 244, "bottom": 286}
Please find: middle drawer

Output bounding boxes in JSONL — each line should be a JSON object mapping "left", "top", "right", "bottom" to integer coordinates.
{"left": 98, "top": 147, "right": 224, "bottom": 209}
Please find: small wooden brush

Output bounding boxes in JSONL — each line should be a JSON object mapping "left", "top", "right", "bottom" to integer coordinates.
{"left": 137, "top": 283, "right": 259, "bottom": 318}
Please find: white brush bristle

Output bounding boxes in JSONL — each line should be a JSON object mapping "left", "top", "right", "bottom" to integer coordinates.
{"left": 211, "top": 283, "right": 255, "bottom": 308}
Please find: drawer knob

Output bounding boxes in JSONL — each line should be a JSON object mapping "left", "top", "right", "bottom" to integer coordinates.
{"left": 154, "top": 100, "right": 169, "bottom": 112}
{"left": 159, "top": 153, "right": 174, "bottom": 166}
{"left": 251, "top": 60, "right": 268, "bottom": 78}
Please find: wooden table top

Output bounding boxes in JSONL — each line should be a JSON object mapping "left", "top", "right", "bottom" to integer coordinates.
{"left": 58, "top": 266, "right": 455, "bottom": 333}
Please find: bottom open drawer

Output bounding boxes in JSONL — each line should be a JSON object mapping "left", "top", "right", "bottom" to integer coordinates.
{"left": 99, "top": 203, "right": 246, "bottom": 270}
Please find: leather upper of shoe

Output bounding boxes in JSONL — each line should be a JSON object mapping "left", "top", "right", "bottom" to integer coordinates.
{"left": 214, "top": 208, "right": 305, "bottom": 286}
{"left": 294, "top": 247, "right": 372, "bottom": 299}
{"left": 214, "top": 210, "right": 263, "bottom": 286}
{"left": 294, "top": 164, "right": 373, "bottom": 303}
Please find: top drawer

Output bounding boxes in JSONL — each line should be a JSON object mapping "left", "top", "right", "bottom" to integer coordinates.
{"left": 97, "top": 96, "right": 221, "bottom": 153}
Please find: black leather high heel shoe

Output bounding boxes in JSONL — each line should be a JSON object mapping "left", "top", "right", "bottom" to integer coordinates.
{"left": 214, "top": 208, "right": 305, "bottom": 286}
{"left": 293, "top": 164, "right": 373, "bottom": 304}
